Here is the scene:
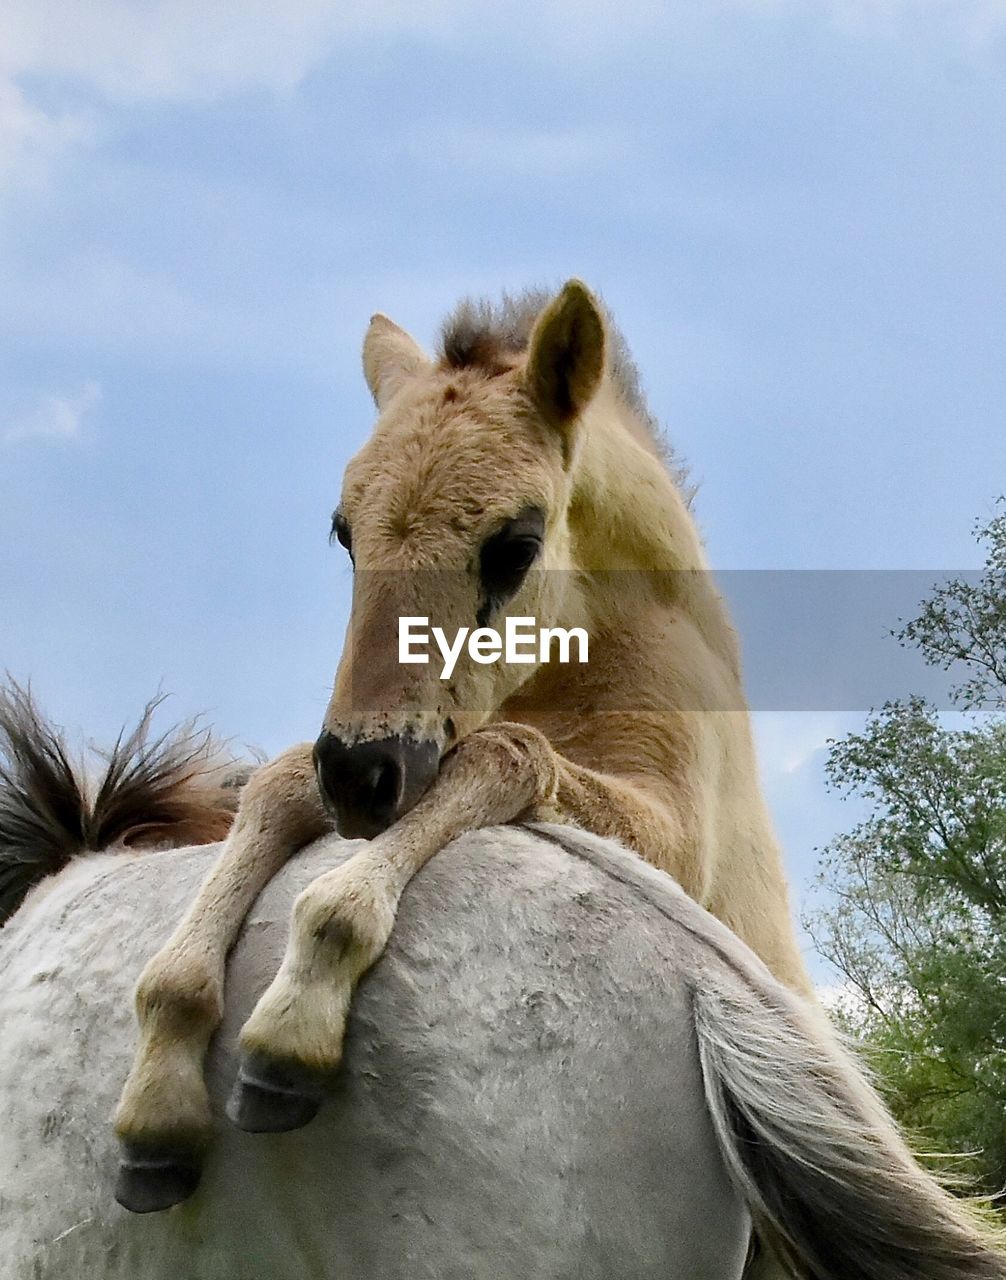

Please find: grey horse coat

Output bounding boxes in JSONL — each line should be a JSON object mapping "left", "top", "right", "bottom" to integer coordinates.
{"left": 2, "top": 824, "right": 752, "bottom": 1279}
{"left": 3, "top": 824, "right": 1004, "bottom": 1280}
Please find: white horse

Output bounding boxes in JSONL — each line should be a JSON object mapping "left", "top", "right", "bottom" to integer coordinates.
{"left": 3, "top": 817, "right": 1004, "bottom": 1278}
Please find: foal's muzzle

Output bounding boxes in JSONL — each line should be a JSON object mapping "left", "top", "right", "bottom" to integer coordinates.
{"left": 313, "top": 730, "right": 441, "bottom": 839}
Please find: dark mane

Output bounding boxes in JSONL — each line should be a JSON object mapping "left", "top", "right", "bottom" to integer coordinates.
{"left": 0, "top": 681, "right": 248, "bottom": 925}
{"left": 438, "top": 286, "right": 691, "bottom": 496}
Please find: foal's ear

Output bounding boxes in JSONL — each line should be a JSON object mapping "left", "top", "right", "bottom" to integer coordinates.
{"left": 525, "top": 280, "right": 606, "bottom": 442}
{"left": 362, "top": 315, "right": 431, "bottom": 409}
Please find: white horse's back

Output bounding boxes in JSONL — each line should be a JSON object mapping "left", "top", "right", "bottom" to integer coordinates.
{"left": 1, "top": 826, "right": 752, "bottom": 1280}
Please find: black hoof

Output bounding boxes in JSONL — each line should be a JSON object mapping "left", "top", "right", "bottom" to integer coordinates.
{"left": 226, "top": 1052, "right": 327, "bottom": 1133}
{"left": 115, "top": 1141, "right": 202, "bottom": 1213}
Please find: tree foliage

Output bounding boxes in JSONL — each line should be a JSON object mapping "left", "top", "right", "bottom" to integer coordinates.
{"left": 807, "top": 502, "right": 1006, "bottom": 1197}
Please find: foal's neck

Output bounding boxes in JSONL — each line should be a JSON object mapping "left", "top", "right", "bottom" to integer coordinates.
{"left": 568, "top": 384, "right": 701, "bottom": 576}
{"left": 564, "top": 390, "right": 738, "bottom": 669}
{"left": 570, "top": 390, "right": 705, "bottom": 575}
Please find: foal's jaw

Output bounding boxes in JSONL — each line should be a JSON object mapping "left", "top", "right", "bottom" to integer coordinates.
{"left": 313, "top": 729, "right": 441, "bottom": 839}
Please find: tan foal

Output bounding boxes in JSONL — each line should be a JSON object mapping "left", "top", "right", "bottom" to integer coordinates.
{"left": 114, "top": 281, "right": 812, "bottom": 1212}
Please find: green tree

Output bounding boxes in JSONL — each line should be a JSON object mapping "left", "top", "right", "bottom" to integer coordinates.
{"left": 807, "top": 502, "right": 1006, "bottom": 1197}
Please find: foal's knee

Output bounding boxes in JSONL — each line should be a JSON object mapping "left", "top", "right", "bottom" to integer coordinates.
{"left": 135, "top": 951, "right": 223, "bottom": 1036}
{"left": 447, "top": 722, "right": 560, "bottom": 816}
{"left": 232, "top": 741, "right": 326, "bottom": 844}
{"left": 291, "top": 866, "right": 397, "bottom": 974}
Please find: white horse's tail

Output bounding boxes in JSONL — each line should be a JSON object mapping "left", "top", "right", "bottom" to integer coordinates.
{"left": 693, "top": 975, "right": 1006, "bottom": 1279}
{"left": 0, "top": 681, "right": 246, "bottom": 925}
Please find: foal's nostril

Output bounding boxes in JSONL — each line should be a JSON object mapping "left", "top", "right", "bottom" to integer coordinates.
{"left": 365, "top": 758, "right": 402, "bottom": 821}
{"left": 313, "top": 730, "right": 440, "bottom": 840}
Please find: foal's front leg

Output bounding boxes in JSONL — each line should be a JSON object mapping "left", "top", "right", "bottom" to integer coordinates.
{"left": 227, "top": 724, "right": 559, "bottom": 1132}
{"left": 113, "top": 743, "right": 329, "bottom": 1213}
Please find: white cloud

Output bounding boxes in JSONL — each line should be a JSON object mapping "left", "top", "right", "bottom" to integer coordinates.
{"left": 4, "top": 381, "right": 102, "bottom": 445}
{"left": 752, "top": 711, "right": 849, "bottom": 781}
{"left": 0, "top": 0, "right": 1001, "bottom": 192}
{"left": 0, "top": 0, "right": 1003, "bottom": 221}
{"left": 0, "top": 79, "right": 92, "bottom": 194}
{"left": 822, "top": 0, "right": 1006, "bottom": 47}
{"left": 0, "top": 0, "right": 463, "bottom": 190}
{"left": 0, "top": 1, "right": 461, "bottom": 104}
{"left": 1, "top": 0, "right": 1002, "bottom": 110}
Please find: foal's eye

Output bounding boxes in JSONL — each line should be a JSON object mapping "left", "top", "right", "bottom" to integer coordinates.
{"left": 330, "top": 512, "right": 352, "bottom": 555}
{"left": 479, "top": 508, "right": 546, "bottom": 605}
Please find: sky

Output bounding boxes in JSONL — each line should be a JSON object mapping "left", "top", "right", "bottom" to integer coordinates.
{"left": 2, "top": 0, "right": 1005, "bottom": 975}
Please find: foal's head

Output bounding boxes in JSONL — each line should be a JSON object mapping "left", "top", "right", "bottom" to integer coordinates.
{"left": 315, "top": 280, "right": 606, "bottom": 838}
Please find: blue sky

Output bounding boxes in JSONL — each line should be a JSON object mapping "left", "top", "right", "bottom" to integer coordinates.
{"left": 2, "top": 1, "right": 1004, "bottom": 973}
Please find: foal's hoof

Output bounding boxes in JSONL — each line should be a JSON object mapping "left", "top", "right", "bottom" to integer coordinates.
{"left": 226, "top": 1052, "right": 327, "bottom": 1133}
{"left": 115, "top": 1141, "right": 202, "bottom": 1213}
